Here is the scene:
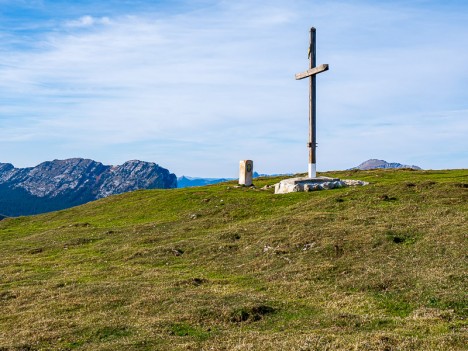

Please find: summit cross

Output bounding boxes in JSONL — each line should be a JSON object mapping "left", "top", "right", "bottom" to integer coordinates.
{"left": 295, "top": 27, "right": 329, "bottom": 178}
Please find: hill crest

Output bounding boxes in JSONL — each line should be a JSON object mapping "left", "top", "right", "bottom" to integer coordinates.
{"left": 0, "top": 168, "right": 466, "bottom": 350}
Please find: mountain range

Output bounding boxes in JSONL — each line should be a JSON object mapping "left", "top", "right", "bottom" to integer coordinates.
{"left": 177, "top": 172, "right": 292, "bottom": 188}
{"left": 177, "top": 176, "right": 233, "bottom": 188}
{"left": 0, "top": 158, "right": 176, "bottom": 217}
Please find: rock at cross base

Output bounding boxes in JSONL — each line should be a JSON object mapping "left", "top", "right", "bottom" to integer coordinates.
{"left": 274, "top": 177, "right": 368, "bottom": 194}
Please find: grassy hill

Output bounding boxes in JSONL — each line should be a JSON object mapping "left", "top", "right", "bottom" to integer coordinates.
{"left": 0, "top": 169, "right": 466, "bottom": 350}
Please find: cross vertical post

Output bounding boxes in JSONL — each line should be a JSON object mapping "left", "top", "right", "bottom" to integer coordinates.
{"left": 295, "top": 27, "right": 328, "bottom": 178}
{"left": 309, "top": 27, "right": 316, "bottom": 178}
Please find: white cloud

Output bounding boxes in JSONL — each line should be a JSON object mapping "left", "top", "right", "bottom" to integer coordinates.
{"left": 0, "top": 0, "right": 467, "bottom": 175}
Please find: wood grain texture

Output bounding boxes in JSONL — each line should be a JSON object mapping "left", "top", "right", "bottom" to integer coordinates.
{"left": 295, "top": 63, "right": 329, "bottom": 80}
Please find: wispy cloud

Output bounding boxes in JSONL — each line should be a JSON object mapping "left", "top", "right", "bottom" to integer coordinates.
{"left": 65, "top": 15, "right": 111, "bottom": 28}
{"left": 0, "top": 0, "right": 467, "bottom": 176}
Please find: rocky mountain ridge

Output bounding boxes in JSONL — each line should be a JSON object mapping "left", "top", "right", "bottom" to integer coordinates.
{"left": 353, "top": 159, "right": 421, "bottom": 170}
{"left": 0, "top": 158, "right": 176, "bottom": 217}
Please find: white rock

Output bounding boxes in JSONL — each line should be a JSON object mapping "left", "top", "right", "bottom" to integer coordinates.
{"left": 274, "top": 176, "right": 368, "bottom": 194}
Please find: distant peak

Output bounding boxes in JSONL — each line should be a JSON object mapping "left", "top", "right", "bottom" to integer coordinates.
{"left": 0, "top": 163, "right": 14, "bottom": 171}
{"left": 354, "top": 159, "right": 421, "bottom": 170}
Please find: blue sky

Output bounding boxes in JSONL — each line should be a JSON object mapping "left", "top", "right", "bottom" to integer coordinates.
{"left": 0, "top": 0, "right": 467, "bottom": 177}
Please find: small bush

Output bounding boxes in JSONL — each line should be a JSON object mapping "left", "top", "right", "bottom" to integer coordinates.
{"left": 386, "top": 231, "right": 419, "bottom": 245}
{"left": 230, "top": 304, "right": 276, "bottom": 323}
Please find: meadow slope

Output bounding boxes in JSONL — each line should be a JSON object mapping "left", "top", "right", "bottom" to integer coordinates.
{"left": 0, "top": 169, "right": 467, "bottom": 350}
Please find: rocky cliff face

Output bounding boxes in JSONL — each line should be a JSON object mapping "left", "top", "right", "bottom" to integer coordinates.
{"left": 0, "top": 158, "right": 177, "bottom": 217}
{"left": 354, "top": 159, "right": 421, "bottom": 170}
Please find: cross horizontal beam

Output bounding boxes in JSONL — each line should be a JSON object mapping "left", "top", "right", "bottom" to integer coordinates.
{"left": 295, "top": 63, "right": 329, "bottom": 80}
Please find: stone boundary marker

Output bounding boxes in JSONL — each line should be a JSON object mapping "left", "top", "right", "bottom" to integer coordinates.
{"left": 274, "top": 177, "right": 368, "bottom": 194}
{"left": 239, "top": 160, "right": 253, "bottom": 186}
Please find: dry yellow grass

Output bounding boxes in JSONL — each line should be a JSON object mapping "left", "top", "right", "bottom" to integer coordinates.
{"left": 0, "top": 169, "right": 466, "bottom": 350}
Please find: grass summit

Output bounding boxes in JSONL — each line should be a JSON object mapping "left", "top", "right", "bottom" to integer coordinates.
{"left": 0, "top": 169, "right": 466, "bottom": 350}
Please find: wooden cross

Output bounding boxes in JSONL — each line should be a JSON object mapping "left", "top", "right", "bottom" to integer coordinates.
{"left": 295, "top": 27, "right": 329, "bottom": 178}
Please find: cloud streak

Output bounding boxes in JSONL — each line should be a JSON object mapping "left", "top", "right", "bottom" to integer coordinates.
{"left": 65, "top": 15, "right": 111, "bottom": 27}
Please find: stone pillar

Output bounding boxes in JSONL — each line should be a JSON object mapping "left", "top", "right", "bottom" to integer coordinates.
{"left": 239, "top": 160, "right": 253, "bottom": 186}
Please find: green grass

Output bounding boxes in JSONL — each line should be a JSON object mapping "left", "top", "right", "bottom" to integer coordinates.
{"left": 0, "top": 169, "right": 467, "bottom": 350}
